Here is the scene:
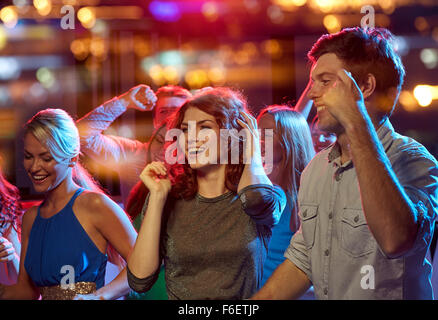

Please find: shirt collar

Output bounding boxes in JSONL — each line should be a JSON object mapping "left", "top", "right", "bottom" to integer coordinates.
{"left": 327, "top": 118, "right": 395, "bottom": 164}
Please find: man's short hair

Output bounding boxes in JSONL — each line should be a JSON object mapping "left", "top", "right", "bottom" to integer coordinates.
{"left": 308, "top": 27, "right": 405, "bottom": 118}
{"left": 153, "top": 85, "right": 192, "bottom": 121}
{"left": 156, "top": 85, "right": 192, "bottom": 100}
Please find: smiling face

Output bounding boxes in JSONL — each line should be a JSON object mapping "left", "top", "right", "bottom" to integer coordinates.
{"left": 179, "top": 106, "right": 221, "bottom": 170}
{"left": 308, "top": 53, "right": 346, "bottom": 134}
{"left": 23, "top": 132, "right": 71, "bottom": 193}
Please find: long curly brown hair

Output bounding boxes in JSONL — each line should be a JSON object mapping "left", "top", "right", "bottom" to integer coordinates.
{"left": 166, "top": 87, "right": 249, "bottom": 200}
{"left": 125, "top": 122, "right": 167, "bottom": 221}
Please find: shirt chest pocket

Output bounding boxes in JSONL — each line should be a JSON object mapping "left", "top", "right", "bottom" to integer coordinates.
{"left": 300, "top": 205, "right": 318, "bottom": 250}
{"left": 341, "top": 208, "right": 376, "bottom": 257}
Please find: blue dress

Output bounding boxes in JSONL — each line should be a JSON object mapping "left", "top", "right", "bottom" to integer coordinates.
{"left": 261, "top": 198, "right": 294, "bottom": 285}
{"left": 24, "top": 188, "right": 108, "bottom": 289}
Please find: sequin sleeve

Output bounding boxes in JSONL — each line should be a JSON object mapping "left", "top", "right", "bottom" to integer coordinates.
{"left": 127, "top": 265, "right": 161, "bottom": 294}
{"left": 238, "top": 184, "right": 286, "bottom": 227}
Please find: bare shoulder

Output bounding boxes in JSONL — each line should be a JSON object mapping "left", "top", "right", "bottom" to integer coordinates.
{"left": 74, "top": 190, "right": 126, "bottom": 223}
{"left": 74, "top": 190, "right": 134, "bottom": 241}
{"left": 75, "top": 190, "right": 115, "bottom": 211}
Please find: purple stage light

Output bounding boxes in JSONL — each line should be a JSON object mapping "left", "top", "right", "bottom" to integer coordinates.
{"left": 149, "top": 1, "right": 182, "bottom": 22}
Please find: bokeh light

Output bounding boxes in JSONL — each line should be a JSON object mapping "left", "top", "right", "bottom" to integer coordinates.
{"left": 0, "top": 6, "right": 19, "bottom": 29}
{"left": 323, "top": 15, "right": 341, "bottom": 33}
{"left": 36, "top": 67, "right": 55, "bottom": 88}
{"left": 202, "top": 2, "right": 220, "bottom": 22}
{"left": 420, "top": 49, "right": 438, "bottom": 69}
{"left": 0, "top": 26, "right": 7, "bottom": 51}
{"left": 149, "top": 1, "right": 181, "bottom": 22}
{"left": 34, "top": 0, "right": 52, "bottom": 16}
{"left": 413, "top": 85, "right": 433, "bottom": 107}
{"left": 78, "top": 7, "right": 96, "bottom": 29}
{"left": 399, "top": 90, "right": 417, "bottom": 112}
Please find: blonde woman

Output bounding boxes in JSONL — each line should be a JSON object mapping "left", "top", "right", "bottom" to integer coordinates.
{"left": 0, "top": 108, "right": 137, "bottom": 300}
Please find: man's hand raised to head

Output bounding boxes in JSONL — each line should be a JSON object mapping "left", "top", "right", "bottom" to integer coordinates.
{"left": 321, "top": 69, "right": 369, "bottom": 129}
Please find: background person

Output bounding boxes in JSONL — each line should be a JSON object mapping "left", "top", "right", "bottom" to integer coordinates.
{"left": 257, "top": 106, "right": 315, "bottom": 287}
{"left": 0, "top": 162, "right": 23, "bottom": 286}
{"left": 77, "top": 85, "right": 191, "bottom": 201}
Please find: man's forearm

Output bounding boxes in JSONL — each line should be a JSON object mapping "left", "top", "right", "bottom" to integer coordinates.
{"left": 345, "top": 119, "right": 418, "bottom": 257}
{"left": 251, "top": 259, "right": 311, "bottom": 300}
{"left": 77, "top": 97, "right": 128, "bottom": 139}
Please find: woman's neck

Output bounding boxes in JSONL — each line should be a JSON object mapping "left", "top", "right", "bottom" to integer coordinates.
{"left": 43, "top": 176, "right": 79, "bottom": 210}
{"left": 196, "top": 164, "right": 228, "bottom": 198}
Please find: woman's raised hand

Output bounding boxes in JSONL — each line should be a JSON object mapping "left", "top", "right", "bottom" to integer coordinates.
{"left": 237, "top": 110, "right": 263, "bottom": 166}
{"left": 139, "top": 161, "right": 171, "bottom": 196}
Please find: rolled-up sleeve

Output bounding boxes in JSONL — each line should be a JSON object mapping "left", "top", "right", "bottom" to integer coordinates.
{"left": 238, "top": 184, "right": 286, "bottom": 227}
{"left": 76, "top": 97, "right": 149, "bottom": 184}
{"left": 127, "top": 266, "right": 161, "bottom": 293}
{"left": 284, "top": 222, "right": 312, "bottom": 281}
{"left": 391, "top": 143, "right": 438, "bottom": 257}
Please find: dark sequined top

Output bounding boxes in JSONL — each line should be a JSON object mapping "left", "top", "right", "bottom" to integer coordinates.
{"left": 128, "top": 184, "right": 286, "bottom": 299}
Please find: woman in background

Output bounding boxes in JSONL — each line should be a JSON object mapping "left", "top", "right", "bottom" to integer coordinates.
{"left": 0, "top": 162, "right": 23, "bottom": 286}
{"left": 125, "top": 121, "right": 168, "bottom": 300}
{"left": 257, "top": 106, "right": 315, "bottom": 286}
{"left": 0, "top": 108, "right": 137, "bottom": 300}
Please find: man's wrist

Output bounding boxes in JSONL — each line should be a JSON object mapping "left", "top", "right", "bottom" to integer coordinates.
{"left": 116, "top": 95, "right": 131, "bottom": 109}
{"left": 343, "top": 112, "right": 372, "bottom": 139}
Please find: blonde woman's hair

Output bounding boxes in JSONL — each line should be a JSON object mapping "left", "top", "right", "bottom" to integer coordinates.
{"left": 24, "top": 108, "right": 101, "bottom": 193}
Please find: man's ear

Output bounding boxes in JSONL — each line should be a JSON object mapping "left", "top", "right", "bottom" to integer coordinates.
{"left": 69, "top": 155, "right": 79, "bottom": 167}
{"left": 360, "top": 73, "right": 377, "bottom": 99}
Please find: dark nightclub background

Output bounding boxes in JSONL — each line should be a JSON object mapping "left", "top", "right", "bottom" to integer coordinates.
{"left": 0, "top": 0, "right": 437, "bottom": 201}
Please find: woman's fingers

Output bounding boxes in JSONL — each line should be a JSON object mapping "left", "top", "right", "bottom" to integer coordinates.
{"left": 140, "top": 162, "right": 171, "bottom": 194}
{"left": 149, "top": 161, "right": 167, "bottom": 177}
{"left": 239, "top": 110, "right": 257, "bottom": 131}
{"left": 0, "top": 246, "right": 15, "bottom": 260}
{"left": 0, "top": 238, "right": 12, "bottom": 252}
{"left": 237, "top": 118, "right": 249, "bottom": 130}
